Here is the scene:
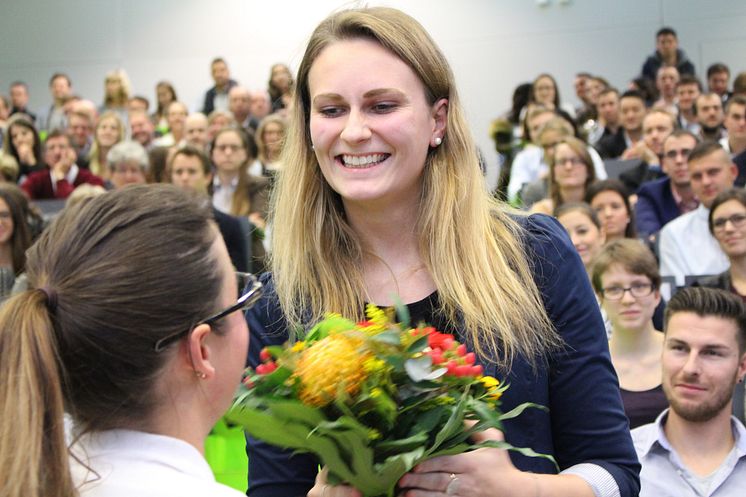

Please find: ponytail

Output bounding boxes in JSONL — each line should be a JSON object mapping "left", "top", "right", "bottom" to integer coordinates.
{"left": 0, "top": 291, "right": 76, "bottom": 497}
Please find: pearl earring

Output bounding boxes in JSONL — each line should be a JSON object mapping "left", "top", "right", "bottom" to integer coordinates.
{"left": 434, "top": 137, "right": 442, "bottom": 146}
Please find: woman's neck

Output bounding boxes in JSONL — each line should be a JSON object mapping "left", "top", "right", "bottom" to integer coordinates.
{"left": 559, "top": 185, "right": 585, "bottom": 204}
{"left": 609, "top": 321, "right": 659, "bottom": 356}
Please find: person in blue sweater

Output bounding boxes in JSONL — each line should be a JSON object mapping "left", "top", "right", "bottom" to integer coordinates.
{"left": 246, "top": 7, "right": 640, "bottom": 497}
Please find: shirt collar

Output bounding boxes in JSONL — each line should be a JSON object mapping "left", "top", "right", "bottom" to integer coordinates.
{"left": 50, "top": 163, "right": 79, "bottom": 191}
{"left": 212, "top": 175, "right": 238, "bottom": 189}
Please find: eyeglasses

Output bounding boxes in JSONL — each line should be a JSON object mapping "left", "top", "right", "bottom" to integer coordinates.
{"left": 214, "top": 144, "right": 243, "bottom": 153}
{"left": 601, "top": 283, "right": 654, "bottom": 301}
{"left": 153, "top": 272, "right": 263, "bottom": 352}
{"left": 713, "top": 213, "right": 746, "bottom": 232}
{"left": 555, "top": 157, "right": 585, "bottom": 167}
{"left": 663, "top": 148, "right": 692, "bottom": 160}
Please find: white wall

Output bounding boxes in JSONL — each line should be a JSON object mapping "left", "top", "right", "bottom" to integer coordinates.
{"left": 2, "top": 0, "right": 745, "bottom": 182}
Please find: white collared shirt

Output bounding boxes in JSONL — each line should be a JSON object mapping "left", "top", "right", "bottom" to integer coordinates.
{"left": 212, "top": 174, "right": 238, "bottom": 214}
{"left": 659, "top": 204, "right": 729, "bottom": 286}
{"left": 51, "top": 163, "right": 79, "bottom": 194}
{"left": 70, "top": 429, "right": 243, "bottom": 497}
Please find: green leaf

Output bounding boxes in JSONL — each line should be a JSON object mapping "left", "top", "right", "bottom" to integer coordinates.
{"left": 225, "top": 406, "right": 312, "bottom": 448}
{"left": 371, "top": 330, "right": 402, "bottom": 346}
{"left": 474, "top": 440, "right": 559, "bottom": 471}
{"left": 427, "top": 387, "right": 470, "bottom": 455}
{"left": 392, "top": 296, "right": 410, "bottom": 328}
{"left": 406, "top": 334, "right": 429, "bottom": 354}
{"left": 499, "top": 402, "right": 548, "bottom": 421}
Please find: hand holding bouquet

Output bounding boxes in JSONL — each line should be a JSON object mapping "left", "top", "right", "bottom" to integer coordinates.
{"left": 228, "top": 305, "right": 553, "bottom": 497}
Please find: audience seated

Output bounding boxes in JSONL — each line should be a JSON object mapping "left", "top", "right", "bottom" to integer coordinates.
{"left": 632, "top": 287, "right": 746, "bottom": 496}
{"left": 653, "top": 66, "right": 679, "bottom": 115}
{"left": 169, "top": 145, "right": 250, "bottom": 273}
{"left": 595, "top": 90, "right": 646, "bottom": 160}
{"left": 184, "top": 113, "right": 209, "bottom": 152}
{"left": 267, "top": 63, "right": 293, "bottom": 114}
{"left": 152, "top": 81, "right": 177, "bottom": 135}
{"left": 695, "top": 92, "right": 727, "bottom": 142}
{"left": 555, "top": 202, "right": 606, "bottom": 275}
{"left": 99, "top": 69, "right": 131, "bottom": 127}
{"left": 659, "top": 142, "right": 734, "bottom": 286}
{"left": 640, "top": 27, "right": 695, "bottom": 82}
{"left": 107, "top": 140, "right": 149, "bottom": 189}
{"left": 228, "top": 86, "right": 256, "bottom": 132}
{"left": 247, "top": 113, "right": 286, "bottom": 180}
{"left": 529, "top": 73, "right": 576, "bottom": 122}
{"left": 721, "top": 95, "right": 746, "bottom": 157}
{"left": 618, "top": 109, "right": 675, "bottom": 192}
{"left": 21, "top": 130, "right": 103, "bottom": 200}
{"left": 2, "top": 114, "right": 44, "bottom": 180}
{"left": 591, "top": 239, "right": 668, "bottom": 428}
{"left": 506, "top": 105, "right": 556, "bottom": 202}
{"left": 66, "top": 110, "right": 93, "bottom": 168}
{"left": 38, "top": 73, "right": 72, "bottom": 133}
{"left": 697, "top": 188, "right": 746, "bottom": 302}
{"left": 586, "top": 179, "right": 636, "bottom": 241}
{"left": 0, "top": 184, "right": 33, "bottom": 301}
{"left": 8, "top": 81, "right": 36, "bottom": 123}
{"left": 207, "top": 110, "right": 237, "bottom": 143}
{"left": 587, "top": 88, "right": 621, "bottom": 146}
{"left": 87, "top": 111, "right": 125, "bottom": 182}
{"left": 129, "top": 109, "right": 156, "bottom": 150}
{"left": 152, "top": 101, "right": 188, "bottom": 148}
{"left": 674, "top": 74, "right": 702, "bottom": 133}
{"left": 203, "top": 57, "right": 237, "bottom": 115}
{"left": 707, "top": 62, "right": 731, "bottom": 101}
{"left": 530, "top": 135, "right": 596, "bottom": 215}
{"left": 635, "top": 130, "right": 699, "bottom": 238}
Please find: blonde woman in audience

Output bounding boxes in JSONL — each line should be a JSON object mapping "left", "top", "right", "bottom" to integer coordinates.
{"left": 531, "top": 135, "right": 596, "bottom": 214}
{"left": 98, "top": 69, "right": 132, "bottom": 128}
{"left": 592, "top": 239, "right": 668, "bottom": 428}
{"left": 586, "top": 179, "right": 637, "bottom": 241}
{"left": 87, "top": 111, "right": 125, "bottom": 181}
{"left": 0, "top": 185, "right": 255, "bottom": 497}
{"left": 247, "top": 113, "right": 287, "bottom": 178}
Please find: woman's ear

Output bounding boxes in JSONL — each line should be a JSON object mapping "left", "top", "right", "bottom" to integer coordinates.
{"left": 187, "top": 323, "right": 216, "bottom": 380}
{"left": 430, "top": 98, "right": 448, "bottom": 146}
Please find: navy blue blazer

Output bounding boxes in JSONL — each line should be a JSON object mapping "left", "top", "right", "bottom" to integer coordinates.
{"left": 635, "top": 177, "right": 680, "bottom": 237}
{"left": 244, "top": 214, "right": 640, "bottom": 497}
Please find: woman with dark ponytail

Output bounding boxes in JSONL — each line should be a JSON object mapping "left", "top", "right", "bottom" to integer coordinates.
{"left": 0, "top": 184, "right": 259, "bottom": 497}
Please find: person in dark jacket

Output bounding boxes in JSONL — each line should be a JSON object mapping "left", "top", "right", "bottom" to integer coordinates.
{"left": 641, "top": 27, "right": 695, "bottom": 82}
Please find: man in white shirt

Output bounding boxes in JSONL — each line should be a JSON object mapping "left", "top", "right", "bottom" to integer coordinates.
{"left": 659, "top": 142, "right": 736, "bottom": 286}
{"left": 632, "top": 287, "right": 746, "bottom": 497}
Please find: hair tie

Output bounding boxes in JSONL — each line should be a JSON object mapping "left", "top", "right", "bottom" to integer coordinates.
{"left": 40, "top": 286, "right": 58, "bottom": 312}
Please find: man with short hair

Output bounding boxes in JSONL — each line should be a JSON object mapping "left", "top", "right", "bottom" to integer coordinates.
{"left": 9, "top": 81, "right": 36, "bottom": 122}
{"left": 249, "top": 90, "right": 272, "bottom": 123}
{"left": 708, "top": 63, "right": 731, "bottom": 102}
{"left": 169, "top": 146, "right": 250, "bottom": 272}
{"left": 618, "top": 109, "right": 675, "bottom": 192}
{"left": 128, "top": 96, "right": 149, "bottom": 114}
{"left": 202, "top": 57, "right": 237, "bottom": 116}
{"left": 720, "top": 96, "right": 746, "bottom": 157}
{"left": 635, "top": 130, "right": 699, "bottom": 237}
{"left": 229, "top": 86, "right": 256, "bottom": 131}
{"left": 676, "top": 75, "right": 702, "bottom": 133}
{"left": 152, "top": 101, "right": 188, "bottom": 148}
{"left": 696, "top": 93, "right": 726, "bottom": 142}
{"left": 641, "top": 27, "right": 696, "bottom": 82}
{"left": 632, "top": 286, "right": 746, "bottom": 496}
{"left": 659, "top": 142, "right": 735, "bottom": 285}
{"left": 596, "top": 90, "right": 647, "bottom": 159}
{"left": 184, "top": 112, "right": 209, "bottom": 152}
{"left": 129, "top": 110, "right": 155, "bottom": 150}
{"left": 39, "top": 73, "right": 73, "bottom": 132}
{"left": 654, "top": 66, "right": 680, "bottom": 114}
{"left": 66, "top": 110, "right": 94, "bottom": 166}
{"left": 21, "top": 129, "right": 103, "bottom": 199}
{"left": 588, "top": 88, "right": 620, "bottom": 146}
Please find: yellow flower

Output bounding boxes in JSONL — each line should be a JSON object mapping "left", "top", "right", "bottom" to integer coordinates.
{"left": 480, "top": 376, "right": 500, "bottom": 389}
{"left": 291, "top": 341, "right": 306, "bottom": 353}
{"left": 294, "top": 333, "right": 370, "bottom": 407}
{"left": 480, "top": 376, "right": 503, "bottom": 401}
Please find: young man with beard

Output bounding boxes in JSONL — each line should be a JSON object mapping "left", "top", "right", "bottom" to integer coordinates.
{"left": 720, "top": 96, "right": 746, "bottom": 157}
{"left": 676, "top": 75, "right": 702, "bottom": 133}
{"left": 696, "top": 93, "right": 726, "bottom": 142}
{"left": 632, "top": 287, "right": 746, "bottom": 497}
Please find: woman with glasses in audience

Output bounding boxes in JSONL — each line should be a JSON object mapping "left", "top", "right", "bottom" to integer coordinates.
{"left": 586, "top": 179, "right": 636, "bottom": 241}
{"left": 0, "top": 185, "right": 261, "bottom": 497}
{"left": 592, "top": 239, "right": 668, "bottom": 428}
{"left": 698, "top": 188, "right": 746, "bottom": 300}
{"left": 530, "top": 135, "right": 597, "bottom": 214}
{"left": 247, "top": 113, "right": 287, "bottom": 180}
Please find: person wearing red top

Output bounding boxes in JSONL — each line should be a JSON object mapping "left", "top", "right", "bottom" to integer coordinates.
{"left": 21, "top": 130, "right": 104, "bottom": 200}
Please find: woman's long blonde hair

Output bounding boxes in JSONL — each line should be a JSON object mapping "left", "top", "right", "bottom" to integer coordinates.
{"left": 271, "top": 7, "right": 559, "bottom": 367}
{"left": 88, "top": 111, "right": 125, "bottom": 178}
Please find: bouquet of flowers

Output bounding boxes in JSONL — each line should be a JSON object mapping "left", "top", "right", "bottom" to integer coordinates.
{"left": 227, "top": 305, "right": 553, "bottom": 497}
